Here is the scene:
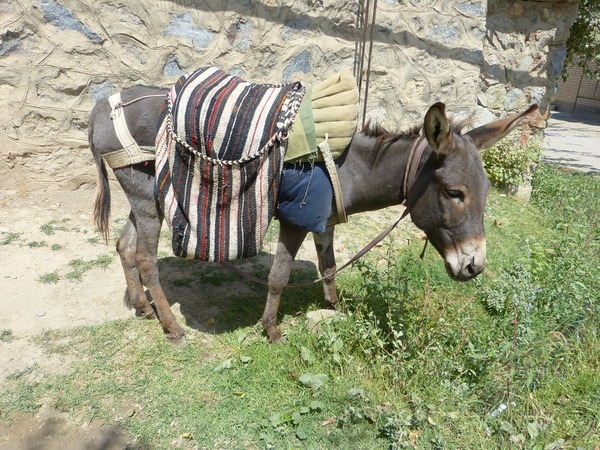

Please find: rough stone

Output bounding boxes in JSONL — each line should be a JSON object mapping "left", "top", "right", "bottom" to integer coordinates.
{"left": 228, "top": 19, "right": 255, "bottom": 53}
{"left": 455, "top": 2, "right": 486, "bottom": 19}
{"left": 283, "top": 49, "right": 312, "bottom": 82}
{"left": 508, "top": 1, "right": 526, "bottom": 19}
{"left": 428, "top": 22, "right": 461, "bottom": 46}
{"left": 163, "top": 12, "right": 215, "bottom": 50}
{"left": 163, "top": 55, "right": 187, "bottom": 78}
{"left": 88, "top": 81, "right": 115, "bottom": 102}
{"left": 38, "top": 0, "right": 102, "bottom": 43}
{"left": 504, "top": 88, "right": 527, "bottom": 111}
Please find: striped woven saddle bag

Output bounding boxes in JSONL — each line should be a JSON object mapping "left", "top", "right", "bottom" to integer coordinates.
{"left": 155, "top": 66, "right": 306, "bottom": 261}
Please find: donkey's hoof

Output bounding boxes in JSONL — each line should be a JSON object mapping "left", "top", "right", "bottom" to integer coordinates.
{"left": 267, "top": 331, "right": 287, "bottom": 344}
{"left": 166, "top": 333, "right": 187, "bottom": 348}
{"left": 134, "top": 308, "right": 156, "bottom": 320}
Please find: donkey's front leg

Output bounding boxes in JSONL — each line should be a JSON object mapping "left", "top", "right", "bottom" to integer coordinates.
{"left": 263, "top": 222, "right": 308, "bottom": 343}
{"left": 313, "top": 225, "right": 338, "bottom": 307}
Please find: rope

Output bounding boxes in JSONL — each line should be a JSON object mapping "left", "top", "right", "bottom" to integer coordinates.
{"left": 221, "top": 207, "right": 410, "bottom": 288}
{"left": 114, "top": 93, "right": 167, "bottom": 109}
{"left": 355, "top": 0, "right": 378, "bottom": 128}
{"left": 362, "top": 0, "right": 378, "bottom": 128}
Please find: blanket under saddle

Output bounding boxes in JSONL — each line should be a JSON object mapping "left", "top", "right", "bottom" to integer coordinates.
{"left": 155, "top": 66, "right": 305, "bottom": 261}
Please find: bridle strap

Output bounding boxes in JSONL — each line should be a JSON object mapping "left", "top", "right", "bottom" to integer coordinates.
{"left": 403, "top": 135, "right": 431, "bottom": 259}
{"left": 403, "top": 136, "right": 429, "bottom": 202}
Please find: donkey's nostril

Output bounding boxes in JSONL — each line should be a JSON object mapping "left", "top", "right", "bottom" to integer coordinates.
{"left": 466, "top": 256, "right": 476, "bottom": 275}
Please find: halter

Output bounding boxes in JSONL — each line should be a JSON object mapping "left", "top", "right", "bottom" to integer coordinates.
{"left": 402, "top": 135, "right": 429, "bottom": 205}
{"left": 402, "top": 135, "right": 431, "bottom": 259}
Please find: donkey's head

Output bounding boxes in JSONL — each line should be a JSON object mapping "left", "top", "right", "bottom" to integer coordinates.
{"left": 407, "top": 102, "right": 538, "bottom": 281}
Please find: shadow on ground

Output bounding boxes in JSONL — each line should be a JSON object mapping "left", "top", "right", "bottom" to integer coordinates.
{"left": 156, "top": 253, "right": 323, "bottom": 335}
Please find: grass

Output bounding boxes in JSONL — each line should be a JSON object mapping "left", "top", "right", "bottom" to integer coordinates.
{"left": 1, "top": 164, "right": 598, "bottom": 448}
{"left": 0, "top": 329, "right": 13, "bottom": 343}
{"left": 36, "top": 254, "right": 114, "bottom": 283}
{"left": 65, "top": 254, "right": 113, "bottom": 281}
{"left": 40, "top": 219, "right": 69, "bottom": 236}
{"left": 37, "top": 270, "right": 61, "bottom": 284}
{"left": 0, "top": 232, "right": 22, "bottom": 245}
{"left": 27, "top": 240, "right": 47, "bottom": 248}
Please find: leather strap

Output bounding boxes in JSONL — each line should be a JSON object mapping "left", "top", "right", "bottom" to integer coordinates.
{"left": 403, "top": 136, "right": 428, "bottom": 202}
{"left": 221, "top": 206, "right": 409, "bottom": 288}
{"left": 318, "top": 134, "right": 347, "bottom": 224}
{"left": 103, "top": 93, "right": 156, "bottom": 168}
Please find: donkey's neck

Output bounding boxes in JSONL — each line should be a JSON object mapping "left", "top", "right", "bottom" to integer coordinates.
{"left": 337, "top": 132, "right": 428, "bottom": 216}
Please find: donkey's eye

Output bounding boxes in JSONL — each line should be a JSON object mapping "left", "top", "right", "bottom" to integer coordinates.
{"left": 446, "top": 189, "right": 464, "bottom": 201}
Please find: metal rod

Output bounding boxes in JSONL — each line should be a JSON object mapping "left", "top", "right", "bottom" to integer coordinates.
{"left": 362, "top": 0, "right": 378, "bottom": 127}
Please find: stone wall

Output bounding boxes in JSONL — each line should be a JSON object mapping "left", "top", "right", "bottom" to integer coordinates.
{"left": 0, "top": 0, "right": 579, "bottom": 193}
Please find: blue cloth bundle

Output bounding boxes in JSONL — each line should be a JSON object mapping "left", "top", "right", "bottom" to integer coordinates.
{"left": 277, "top": 162, "right": 333, "bottom": 233}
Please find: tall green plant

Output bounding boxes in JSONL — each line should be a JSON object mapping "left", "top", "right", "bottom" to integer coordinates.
{"left": 482, "top": 138, "right": 543, "bottom": 190}
{"left": 564, "top": 0, "right": 600, "bottom": 79}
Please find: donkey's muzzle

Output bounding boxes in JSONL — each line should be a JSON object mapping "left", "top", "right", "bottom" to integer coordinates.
{"left": 444, "top": 238, "right": 486, "bottom": 282}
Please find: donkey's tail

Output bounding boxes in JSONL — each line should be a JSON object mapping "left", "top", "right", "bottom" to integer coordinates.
{"left": 89, "top": 106, "right": 111, "bottom": 243}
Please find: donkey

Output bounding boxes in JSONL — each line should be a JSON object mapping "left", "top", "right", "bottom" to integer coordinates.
{"left": 89, "top": 84, "right": 537, "bottom": 343}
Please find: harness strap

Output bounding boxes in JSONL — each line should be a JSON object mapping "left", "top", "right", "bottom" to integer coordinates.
{"left": 403, "top": 135, "right": 431, "bottom": 259}
{"left": 403, "top": 136, "right": 428, "bottom": 202}
{"left": 103, "top": 93, "right": 156, "bottom": 168}
{"left": 318, "top": 134, "right": 347, "bottom": 224}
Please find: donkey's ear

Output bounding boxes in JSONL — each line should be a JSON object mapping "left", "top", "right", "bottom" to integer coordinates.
{"left": 466, "top": 104, "right": 539, "bottom": 151}
{"left": 424, "top": 102, "right": 452, "bottom": 155}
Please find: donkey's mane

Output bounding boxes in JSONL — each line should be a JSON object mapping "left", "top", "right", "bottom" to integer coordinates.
{"left": 361, "top": 120, "right": 420, "bottom": 145}
{"left": 361, "top": 116, "right": 472, "bottom": 147}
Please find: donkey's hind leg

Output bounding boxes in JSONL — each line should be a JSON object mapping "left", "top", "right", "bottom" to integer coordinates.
{"left": 116, "top": 213, "right": 156, "bottom": 319}
{"left": 115, "top": 166, "right": 185, "bottom": 342}
{"left": 313, "top": 225, "right": 339, "bottom": 307}
{"left": 133, "top": 203, "right": 185, "bottom": 342}
{"left": 263, "top": 222, "right": 308, "bottom": 343}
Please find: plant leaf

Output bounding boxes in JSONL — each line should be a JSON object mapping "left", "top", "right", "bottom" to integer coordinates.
{"left": 299, "top": 373, "right": 329, "bottom": 390}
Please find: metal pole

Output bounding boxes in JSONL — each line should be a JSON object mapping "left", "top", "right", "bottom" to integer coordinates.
{"left": 361, "top": 0, "right": 377, "bottom": 127}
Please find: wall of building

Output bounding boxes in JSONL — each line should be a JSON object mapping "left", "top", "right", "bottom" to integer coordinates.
{"left": 0, "top": 0, "right": 579, "bottom": 192}
{"left": 555, "top": 61, "right": 600, "bottom": 114}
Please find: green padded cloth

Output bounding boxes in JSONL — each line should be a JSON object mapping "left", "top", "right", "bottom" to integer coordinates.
{"left": 285, "top": 71, "right": 359, "bottom": 162}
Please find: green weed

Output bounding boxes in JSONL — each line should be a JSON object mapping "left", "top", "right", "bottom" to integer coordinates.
{"left": 27, "top": 240, "right": 47, "bottom": 248}
{"left": 40, "top": 220, "right": 69, "bottom": 236}
{"left": 482, "top": 137, "right": 543, "bottom": 190}
{"left": 0, "top": 232, "right": 22, "bottom": 245}
{"left": 37, "top": 271, "right": 60, "bottom": 284}
{"left": 6, "top": 365, "right": 38, "bottom": 381}
{"left": 0, "top": 329, "right": 14, "bottom": 343}
{"left": 65, "top": 254, "right": 113, "bottom": 281}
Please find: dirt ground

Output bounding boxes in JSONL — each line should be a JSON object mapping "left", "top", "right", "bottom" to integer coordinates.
{"left": 0, "top": 182, "right": 410, "bottom": 449}
{"left": 0, "top": 185, "right": 140, "bottom": 449}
